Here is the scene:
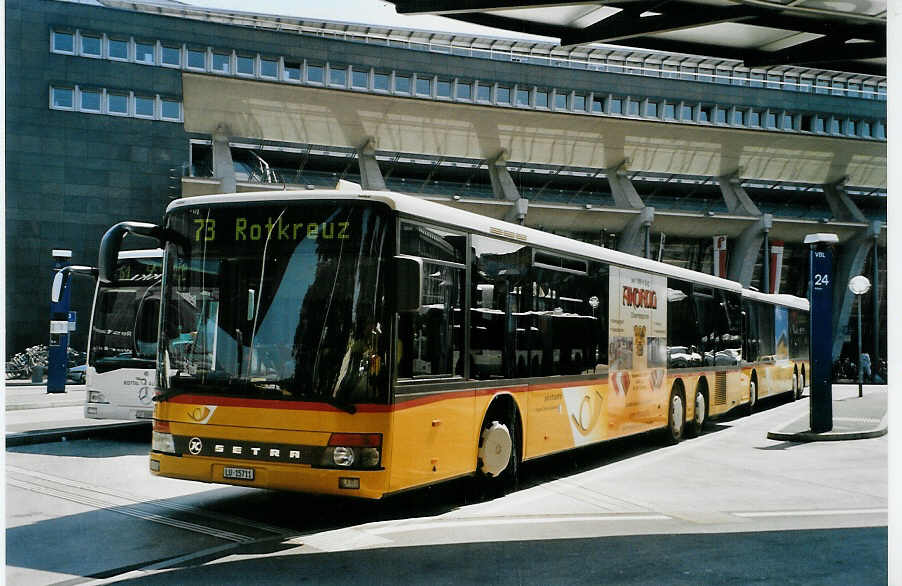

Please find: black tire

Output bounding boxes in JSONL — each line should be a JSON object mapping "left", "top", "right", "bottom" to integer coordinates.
{"left": 686, "top": 385, "right": 707, "bottom": 438}
{"left": 793, "top": 369, "right": 802, "bottom": 400}
{"left": 665, "top": 386, "right": 685, "bottom": 445}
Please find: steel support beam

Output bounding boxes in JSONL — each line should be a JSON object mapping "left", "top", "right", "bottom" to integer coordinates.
{"left": 489, "top": 150, "right": 529, "bottom": 224}
{"left": 716, "top": 172, "right": 760, "bottom": 216}
{"left": 830, "top": 221, "right": 881, "bottom": 360}
{"left": 616, "top": 206, "right": 655, "bottom": 258}
{"left": 606, "top": 161, "right": 645, "bottom": 210}
{"left": 212, "top": 125, "right": 236, "bottom": 193}
{"left": 823, "top": 178, "right": 868, "bottom": 223}
{"left": 727, "top": 214, "right": 772, "bottom": 286}
{"left": 356, "top": 137, "right": 387, "bottom": 191}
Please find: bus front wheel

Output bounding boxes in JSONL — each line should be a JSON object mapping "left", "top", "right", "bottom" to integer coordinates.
{"left": 477, "top": 417, "right": 519, "bottom": 496}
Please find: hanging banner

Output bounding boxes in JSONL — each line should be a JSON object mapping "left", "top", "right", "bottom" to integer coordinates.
{"left": 713, "top": 235, "right": 728, "bottom": 279}
{"left": 769, "top": 241, "right": 784, "bottom": 294}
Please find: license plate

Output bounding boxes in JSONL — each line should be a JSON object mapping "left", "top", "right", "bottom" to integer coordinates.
{"left": 136, "top": 410, "right": 153, "bottom": 419}
{"left": 223, "top": 467, "right": 254, "bottom": 481}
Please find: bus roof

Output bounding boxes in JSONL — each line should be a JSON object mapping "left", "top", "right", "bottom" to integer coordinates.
{"left": 118, "top": 248, "right": 164, "bottom": 259}
{"left": 742, "top": 288, "right": 810, "bottom": 311}
{"left": 168, "top": 189, "right": 743, "bottom": 292}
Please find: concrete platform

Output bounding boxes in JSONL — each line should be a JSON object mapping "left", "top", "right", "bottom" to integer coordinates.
{"left": 767, "top": 385, "right": 887, "bottom": 442}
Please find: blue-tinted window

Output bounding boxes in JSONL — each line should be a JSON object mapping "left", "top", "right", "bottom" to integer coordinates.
{"left": 260, "top": 58, "right": 278, "bottom": 78}
{"left": 416, "top": 76, "right": 431, "bottom": 96}
{"left": 395, "top": 74, "right": 410, "bottom": 93}
{"left": 664, "top": 103, "right": 675, "bottom": 119}
{"left": 573, "top": 94, "right": 586, "bottom": 111}
{"left": 733, "top": 110, "right": 744, "bottom": 125}
{"left": 162, "top": 45, "right": 180, "bottom": 67}
{"left": 765, "top": 112, "right": 776, "bottom": 128}
{"left": 555, "top": 92, "right": 567, "bottom": 109}
{"left": 374, "top": 72, "right": 389, "bottom": 91}
{"left": 476, "top": 82, "right": 490, "bottom": 101}
{"left": 456, "top": 81, "right": 472, "bottom": 100}
{"left": 135, "top": 96, "right": 154, "bottom": 117}
{"left": 329, "top": 66, "right": 347, "bottom": 87}
{"left": 782, "top": 114, "right": 793, "bottom": 129}
{"left": 496, "top": 86, "right": 511, "bottom": 104}
{"left": 307, "top": 64, "right": 324, "bottom": 83}
{"left": 714, "top": 107, "right": 726, "bottom": 123}
{"left": 52, "top": 87, "right": 74, "bottom": 109}
{"left": 749, "top": 111, "right": 760, "bottom": 126}
{"left": 80, "top": 89, "right": 101, "bottom": 111}
{"left": 535, "top": 89, "right": 547, "bottom": 108}
{"left": 682, "top": 105, "right": 693, "bottom": 121}
{"left": 437, "top": 79, "right": 452, "bottom": 98}
{"left": 283, "top": 61, "right": 301, "bottom": 81}
{"left": 646, "top": 102, "right": 658, "bottom": 117}
{"left": 237, "top": 55, "right": 255, "bottom": 75}
{"left": 516, "top": 88, "right": 529, "bottom": 106}
{"left": 81, "top": 34, "right": 101, "bottom": 57}
{"left": 161, "top": 99, "right": 181, "bottom": 120}
{"left": 626, "top": 99, "right": 638, "bottom": 115}
{"left": 211, "top": 52, "right": 230, "bottom": 73}
{"left": 187, "top": 48, "right": 205, "bottom": 69}
{"left": 608, "top": 97, "right": 622, "bottom": 114}
{"left": 108, "top": 92, "right": 128, "bottom": 114}
{"left": 352, "top": 69, "right": 369, "bottom": 89}
{"left": 109, "top": 38, "right": 128, "bottom": 60}
{"left": 591, "top": 96, "right": 602, "bottom": 112}
{"left": 135, "top": 42, "right": 155, "bottom": 65}
{"left": 52, "top": 31, "right": 74, "bottom": 53}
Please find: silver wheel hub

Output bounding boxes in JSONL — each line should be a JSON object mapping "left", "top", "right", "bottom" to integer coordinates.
{"left": 671, "top": 395, "right": 683, "bottom": 433}
{"left": 478, "top": 421, "right": 512, "bottom": 477}
{"left": 695, "top": 393, "right": 705, "bottom": 425}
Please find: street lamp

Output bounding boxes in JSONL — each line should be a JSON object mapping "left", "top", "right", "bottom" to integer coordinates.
{"left": 848, "top": 275, "right": 871, "bottom": 398}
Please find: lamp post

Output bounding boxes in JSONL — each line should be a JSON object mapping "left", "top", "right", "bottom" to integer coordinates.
{"left": 848, "top": 275, "right": 871, "bottom": 398}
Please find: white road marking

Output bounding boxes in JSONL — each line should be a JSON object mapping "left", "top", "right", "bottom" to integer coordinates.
{"left": 367, "top": 513, "right": 672, "bottom": 535}
{"left": 734, "top": 508, "right": 887, "bottom": 518}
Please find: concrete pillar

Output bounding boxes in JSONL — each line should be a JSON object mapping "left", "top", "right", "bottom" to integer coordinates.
{"left": 823, "top": 178, "right": 867, "bottom": 223}
{"left": 605, "top": 160, "right": 645, "bottom": 210}
{"left": 727, "top": 214, "right": 772, "bottom": 286}
{"left": 716, "top": 172, "right": 760, "bottom": 216}
{"left": 357, "top": 137, "right": 386, "bottom": 191}
{"left": 830, "top": 221, "right": 881, "bottom": 360}
{"left": 616, "top": 206, "right": 655, "bottom": 257}
{"left": 212, "top": 126, "right": 236, "bottom": 194}
{"left": 488, "top": 150, "right": 528, "bottom": 224}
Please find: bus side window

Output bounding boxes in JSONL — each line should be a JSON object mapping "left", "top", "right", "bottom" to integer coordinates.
{"left": 666, "top": 279, "right": 700, "bottom": 368}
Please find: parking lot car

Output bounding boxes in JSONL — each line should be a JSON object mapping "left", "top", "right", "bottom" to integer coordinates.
{"left": 67, "top": 364, "right": 87, "bottom": 384}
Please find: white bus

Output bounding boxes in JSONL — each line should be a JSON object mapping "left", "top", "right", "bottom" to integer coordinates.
{"left": 84, "top": 249, "right": 163, "bottom": 420}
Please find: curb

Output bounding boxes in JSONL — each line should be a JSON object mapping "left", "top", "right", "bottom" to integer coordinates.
{"left": 7, "top": 400, "right": 85, "bottom": 411}
{"left": 6, "top": 421, "right": 150, "bottom": 447}
{"left": 766, "top": 415, "right": 888, "bottom": 442}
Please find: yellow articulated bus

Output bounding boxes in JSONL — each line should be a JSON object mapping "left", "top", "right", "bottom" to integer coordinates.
{"left": 98, "top": 189, "right": 809, "bottom": 499}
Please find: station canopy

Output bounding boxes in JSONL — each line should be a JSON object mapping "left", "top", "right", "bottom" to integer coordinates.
{"left": 390, "top": 0, "right": 886, "bottom": 76}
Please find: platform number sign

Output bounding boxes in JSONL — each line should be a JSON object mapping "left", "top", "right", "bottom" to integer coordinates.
{"left": 809, "top": 245, "right": 834, "bottom": 432}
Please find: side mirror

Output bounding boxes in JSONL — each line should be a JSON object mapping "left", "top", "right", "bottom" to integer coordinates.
{"left": 394, "top": 256, "right": 423, "bottom": 312}
{"left": 99, "top": 222, "right": 185, "bottom": 284}
{"left": 51, "top": 265, "right": 99, "bottom": 303}
{"left": 51, "top": 271, "right": 65, "bottom": 303}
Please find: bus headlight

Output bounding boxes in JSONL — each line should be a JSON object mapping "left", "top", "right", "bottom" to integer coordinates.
{"left": 331, "top": 446, "right": 355, "bottom": 467}
{"left": 151, "top": 420, "right": 176, "bottom": 454}
{"left": 319, "top": 433, "right": 382, "bottom": 469}
{"left": 87, "top": 391, "right": 108, "bottom": 404}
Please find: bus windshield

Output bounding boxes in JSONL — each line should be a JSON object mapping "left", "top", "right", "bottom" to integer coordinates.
{"left": 159, "top": 202, "right": 391, "bottom": 406}
{"left": 90, "top": 257, "right": 162, "bottom": 373}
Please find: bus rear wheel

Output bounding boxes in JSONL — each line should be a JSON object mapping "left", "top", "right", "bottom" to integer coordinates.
{"left": 792, "top": 370, "right": 802, "bottom": 400}
{"left": 747, "top": 379, "right": 758, "bottom": 414}
{"left": 687, "top": 387, "right": 706, "bottom": 437}
{"left": 665, "top": 387, "right": 685, "bottom": 444}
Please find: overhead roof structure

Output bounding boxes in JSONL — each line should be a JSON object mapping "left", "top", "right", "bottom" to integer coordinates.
{"left": 391, "top": 0, "right": 887, "bottom": 75}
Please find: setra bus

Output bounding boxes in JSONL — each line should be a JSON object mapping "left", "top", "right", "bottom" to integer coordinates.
{"left": 85, "top": 249, "right": 163, "bottom": 420}
{"left": 98, "top": 189, "right": 808, "bottom": 499}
